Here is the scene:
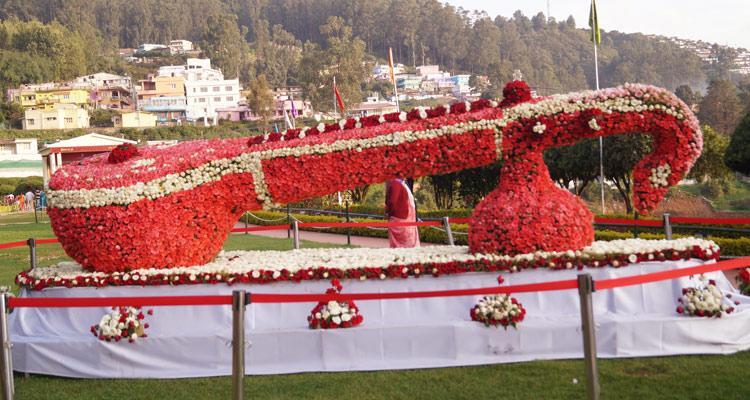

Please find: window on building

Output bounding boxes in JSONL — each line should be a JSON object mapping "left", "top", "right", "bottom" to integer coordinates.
{"left": 214, "top": 97, "right": 221, "bottom": 102}
{"left": 226, "top": 86, "right": 233, "bottom": 91}
{"left": 213, "top": 86, "right": 220, "bottom": 92}
{"left": 200, "top": 87, "right": 208, "bottom": 93}
{"left": 226, "top": 96, "right": 234, "bottom": 102}
{"left": 46, "top": 117, "right": 57, "bottom": 121}
{"left": 199, "top": 98, "right": 206, "bottom": 103}
{"left": 26, "top": 119, "right": 34, "bottom": 126}
{"left": 170, "top": 84, "right": 176, "bottom": 89}
{"left": 65, "top": 117, "right": 73, "bottom": 124}
{"left": 63, "top": 94, "right": 70, "bottom": 99}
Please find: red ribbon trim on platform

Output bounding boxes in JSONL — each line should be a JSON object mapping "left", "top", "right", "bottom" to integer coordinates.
{"left": 8, "top": 295, "right": 232, "bottom": 308}
{"left": 670, "top": 217, "right": 750, "bottom": 225}
{"left": 595, "top": 257, "right": 750, "bottom": 290}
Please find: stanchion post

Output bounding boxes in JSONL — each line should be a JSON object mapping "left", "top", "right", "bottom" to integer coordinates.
{"left": 633, "top": 212, "right": 640, "bottom": 238}
{"left": 244, "top": 212, "right": 248, "bottom": 235}
{"left": 231, "top": 291, "right": 247, "bottom": 400}
{"left": 442, "top": 217, "right": 454, "bottom": 246}
{"left": 663, "top": 213, "right": 672, "bottom": 240}
{"left": 577, "top": 274, "right": 600, "bottom": 400}
{"left": 292, "top": 220, "right": 300, "bottom": 250}
{"left": 0, "top": 293, "right": 13, "bottom": 400}
{"left": 286, "top": 205, "right": 291, "bottom": 239}
{"left": 345, "top": 201, "right": 351, "bottom": 246}
{"left": 27, "top": 238, "right": 36, "bottom": 270}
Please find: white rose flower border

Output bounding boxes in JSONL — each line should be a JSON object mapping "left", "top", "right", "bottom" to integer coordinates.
{"left": 18, "top": 238, "right": 720, "bottom": 290}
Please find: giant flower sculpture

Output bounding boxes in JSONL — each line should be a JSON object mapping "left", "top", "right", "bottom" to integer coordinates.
{"left": 47, "top": 81, "right": 702, "bottom": 272}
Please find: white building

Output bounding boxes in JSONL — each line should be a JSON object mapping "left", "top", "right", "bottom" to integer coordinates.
{"left": 169, "top": 40, "right": 194, "bottom": 55}
{"left": 157, "top": 59, "right": 241, "bottom": 124}
{"left": 0, "top": 138, "right": 42, "bottom": 178}
{"left": 137, "top": 44, "right": 168, "bottom": 54}
{"left": 73, "top": 73, "right": 132, "bottom": 89}
{"left": 185, "top": 80, "right": 241, "bottom": 123}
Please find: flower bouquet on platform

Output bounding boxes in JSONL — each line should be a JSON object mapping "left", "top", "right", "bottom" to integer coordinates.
{"left": 91, "top": 306, "right": 152, "bottom": 342}
{"left": 738, "top": 268, "right": 750, "bottom": 296}
{"left": 308, "top": 279, "right": 363, "bottom": 329}
{"left": 676, "top": 276, "right": 736, "bottom": 318}
{"left": 470, "top": 276, "right": 526, "bottom": 329}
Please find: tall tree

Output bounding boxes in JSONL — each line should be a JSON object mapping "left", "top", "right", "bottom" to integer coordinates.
{"left": 725, "top": 112, "right": 750, "bottom": 175}
{"left": 201, "top": 14, "right": 248, "bottom": 79}
{"left": 698, "top": 80, "right": 743, "bottom": 136}
{"left": 245, "top": 74, "right": 274, "bottom": 128}
{"left": 688, "top": 125, "right": 732, "bottom": 182}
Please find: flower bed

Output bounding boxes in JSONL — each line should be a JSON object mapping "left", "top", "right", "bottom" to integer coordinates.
{"left": 17, "top": 238, "right": 719, "bottom": 291}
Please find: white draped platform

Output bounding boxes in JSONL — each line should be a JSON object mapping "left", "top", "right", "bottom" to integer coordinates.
{"left": 9, "top": 259, "right": 750, "bottom": 378}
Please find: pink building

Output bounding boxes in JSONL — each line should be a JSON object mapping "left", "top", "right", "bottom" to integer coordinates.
{"left": 216, "top": 106, "right": 253, "bottom": 122}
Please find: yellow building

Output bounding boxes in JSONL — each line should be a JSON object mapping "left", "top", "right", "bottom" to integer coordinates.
{"left": 14, "top": 88, "right": 90, "bottom": 110}
{"left": 23, "top": 104, "right": 90, "bottom": 130}
{"left": 112, "top": 111, "right": 157, "bottom": 128}
{"left": 137, "top": 76, "right": 185, "bottom": 102}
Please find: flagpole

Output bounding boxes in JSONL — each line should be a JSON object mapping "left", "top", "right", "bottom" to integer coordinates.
{"left": 333, "top": 76, "right": 339, "bottom": 119}
{"left": 389, "top": 47, "right": 401, "bottom": 112}
{"left": 591, "top": 0, "right": 605, "bottom": 215}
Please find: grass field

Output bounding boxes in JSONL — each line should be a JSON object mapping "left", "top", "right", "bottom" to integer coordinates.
{"left": 1, "top": 212, "right": 749, "bottom": 399}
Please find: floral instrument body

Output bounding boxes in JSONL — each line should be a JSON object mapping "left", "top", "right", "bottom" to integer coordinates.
{"left": 47, "top": 81, "right": 701, "bottom": 272}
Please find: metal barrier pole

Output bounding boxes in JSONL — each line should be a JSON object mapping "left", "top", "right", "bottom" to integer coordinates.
{"left": 244, "top": 213, "right": 248, "bottom": 235}
{"left": 577, "top": 274, "right": 600, "bottom": 400}
{"left": 231, "top": 291, "right": 247, "bottom": 400}
{"left": 286, "top": 205, "right": 291, "bottom": 239}
{"left": 345, "top": 201, "right": 351, "bottom": 246}
{"left": 292, "top": 221, "right": 300, "bottom": 250}
{"left": 0, "top": 294, "right": 13, "bottom": 400}
{"left": 442, "top": 217, "right": 455, "bottom": 246}
{"left": 633, "top": 212, "right": 640, "bottom": 238}
{"left": 27, "top": 238, "right": 36, "bottom": 270}
{"left": 663, "top": 213, "right": 672, "bottom": 240}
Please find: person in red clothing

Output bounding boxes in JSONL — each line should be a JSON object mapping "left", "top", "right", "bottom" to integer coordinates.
{"left": 385, "top": 178, "right": 420, "bottom": 248}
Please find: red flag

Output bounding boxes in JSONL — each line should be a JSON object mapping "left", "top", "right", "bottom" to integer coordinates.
{"left": 333, "top": 79, "right": 345, "bottom": 113}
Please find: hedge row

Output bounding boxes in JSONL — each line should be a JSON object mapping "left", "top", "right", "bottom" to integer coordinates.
{"left": 245, "top": 211, "right": 750, "bottom": 257}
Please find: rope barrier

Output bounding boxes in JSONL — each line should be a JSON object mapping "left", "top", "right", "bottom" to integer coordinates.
{"left": 231, "top": 225, "right": 289, "bottom": 233}
{"left": 8, "top": 257, "right": 749, "bottom": 308}
{"left": 244, "top": 212, "right": 289, "bottom": 222}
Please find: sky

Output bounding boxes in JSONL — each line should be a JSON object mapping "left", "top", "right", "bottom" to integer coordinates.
{"left": 445, "top": 0, "right": 750, "bottom": 49}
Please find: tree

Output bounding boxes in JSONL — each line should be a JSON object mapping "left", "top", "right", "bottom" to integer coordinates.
{"left": 201, "top": 14, "right": 248, "bottom": 79}
{"left": 544, "top": 140, "right": 601, "bottom": 195}
{"left": 246, "top": 74, "right": 274, "bottom": 127}
{"left": 725, "top": 112, "right": 750, "bottom": 175}
{"left": 297, "top": 17, "right": 368, "bottom": 112}
{"left": 698, "top": 80, "right": 743, "bottom": 136}
{"left": 689, "top": 125, "right": 731, "bottom": 182}
{"left": 428, "top": 173, "right": 458, "bottom": 209}
{"left": 675, "top": 85, "right": 700, "bottom": 109}
{"left": 603, "top": 135, "right": 652, "bottom": 214}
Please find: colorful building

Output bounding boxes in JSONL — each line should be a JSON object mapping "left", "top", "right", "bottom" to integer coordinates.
{"left": 23, "top": 104, "right": 90, "bottom": 130}
{"left": 139, "top": 96, "right": 187, "bottom": 125}
{"left": 12, "top": 87, "right": 90, "bottom": 110}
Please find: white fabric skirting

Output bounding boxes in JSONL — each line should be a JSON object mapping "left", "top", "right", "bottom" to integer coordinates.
{"left": 9, "top": 259, "right": 750, "bottom": 378}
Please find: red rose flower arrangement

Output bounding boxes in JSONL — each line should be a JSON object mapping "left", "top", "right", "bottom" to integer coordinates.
{"left": 107, "top": 143, "right": 140, "bottom": 164}
{"left": 308, "top": 279, "right": 363, "bottom": 329}
{"left": 738, "top": 268, "right": 750, "bottom": 296}
{"left": 46, "top": 81, "right": 702, "bottom": 272}
{"left": 91, "top": 306, "right": 153, "bottom": 343}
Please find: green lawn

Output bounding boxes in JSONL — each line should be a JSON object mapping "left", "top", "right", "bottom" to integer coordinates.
{"left": 1, "top": 213, "right": 749, "bottom": 399}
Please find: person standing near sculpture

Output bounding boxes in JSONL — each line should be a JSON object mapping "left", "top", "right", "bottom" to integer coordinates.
{"left": 385, "top": 178, "right": 420, "bottom": 248}
{"left": 25, "top": 190, "right": 35, "bottom": 211}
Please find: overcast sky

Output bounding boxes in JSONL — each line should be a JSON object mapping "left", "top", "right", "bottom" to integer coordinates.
{"left": 445, "top": 0, "right": 750, "bottom": 49}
